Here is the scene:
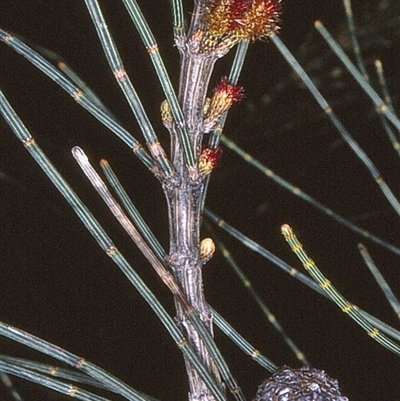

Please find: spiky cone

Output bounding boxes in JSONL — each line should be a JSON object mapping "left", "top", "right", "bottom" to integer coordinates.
{"left": 253, "top": 366, "right": 348, "bottom": 401}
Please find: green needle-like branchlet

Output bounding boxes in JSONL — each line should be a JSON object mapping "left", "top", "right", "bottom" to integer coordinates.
{"left": 170, "top": 0, "right": 185, "bottom": 40}
{"left": 0, "top": 91, "right": 226, "bottom": 401}
{"left": 281, "top": 224, "right": 400, "bottom": 358}
{"left": 84, "top": 0, "right": 174, "bottom": 179}
{"left": 0, "top": 322, "right": 156, "bottom": 401}
{"left": 0, "top": 360, "right": 112, "bottom": 401}
{"left": 272, "top": 32, "right": 400, "bottom": 218}
{"left": 211, "top": 234, "right": 309, "bottom": 366}
{"left": 206, "top": 208, "right": 400, "bottom": 342}
{"left": 120, "top": 0, "right": 196, "bottom": 174}
{"left": 315, "top": 21, "right": 400, "bottom": 132}
{"left": 220, "top": 134, "right": 400, "bottom": 256}
{"left": 358, "top": 244, "right": 400, "bottom": 319}
{"left": 0, "top": 30, "right": 157, "bottom": 172}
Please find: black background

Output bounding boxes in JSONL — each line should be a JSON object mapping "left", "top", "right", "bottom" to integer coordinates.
{"left": 1, "top": 1, "right": 400, "bottom": 400}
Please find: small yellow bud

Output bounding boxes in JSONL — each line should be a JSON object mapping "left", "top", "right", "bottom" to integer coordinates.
{"left": 200, "top": 238, "right": 216, "bottom": 264}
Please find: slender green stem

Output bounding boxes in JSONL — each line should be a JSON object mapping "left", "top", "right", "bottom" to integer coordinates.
{"left": 210, "top": 232, "right": 309, "bottom": 366}
{"left": 211, "top": 308, "right": 278, "bottom": 373}
{"left": 0, "top": 356, "right": 109, "bottom": 391}
{"left": 271, "top": 33, "right": 400, "bottom": 217}
{"left": 84, "top": 0, "right": 174, "bottom": 179}
{"left": 100, "top": 159, "right": 167, "bottom": 262}
{"left": 342, "top": 0, "right": 368, "bottom": 80}
{"left": 358, "top": 244, "right": 400, "bottom": 319}
{"left": 0, "top": 322, "right": 156, "bottom": 401}
{"left": 120, "top": 0, "right": 196, "bottom": 174}
{"left": 374, "top": 59, "right": 400, "bottom": 158}
{"left": 34, "top": 45, "right": 115, "bottom": 118}
{"left": 0, "top": 30, "right": 157, "bottom": 173}
{"left": 0, "top": 91, "right": 226, "bottom": 401}
{"left": 170, "top": 0, "right": 185, "bottom": 41}
{"left": 220, "top": 135, "right": 400, "bottom": 256}
{"left": 204, "top": 208, "right": 324, "bottom": 294}
{"left": 341, "top": 0, "right": 400, "bottom": 162}
{"left": 0, "top": 372, "right": 23, "bottom": 401}
{"left": 314, "top": 21, "right": 400, "bottom": 131}
{"left": 360, "top": 310, "right": 400, "bottom": 342}
{"left": 208, "top": 40, "right": 249, "bottom": 150}
{"left": 281, "top": 225, "right": 400, "bottom": 358}
{"left": 0, "top": 360, "right": 112, "bottom": 401}
{"left": 205, "top": 208, "right": 400, "bottom": 342}
{"left": 374, "top": 60, "right": 395, "bottom": 114}
{"left": 337, "top": 0, "right": 400, "bottom": 163}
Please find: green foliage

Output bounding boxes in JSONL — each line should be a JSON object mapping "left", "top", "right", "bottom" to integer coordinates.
{"left": 1, "top": 1, "right": 399, "bottom": 400}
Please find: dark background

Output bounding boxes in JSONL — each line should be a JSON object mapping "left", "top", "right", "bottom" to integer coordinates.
{"left": 1, "top": 1, "right": 400, "bottom": 400}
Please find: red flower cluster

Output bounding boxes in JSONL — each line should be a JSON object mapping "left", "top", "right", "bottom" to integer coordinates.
{"left": 205, "top": 0, "right": 282, "bottom": 42}
{"left": 213, "top": 77, "right": 245, "bottom": 102}
{"left": 204, "top": 77, "right": 244, "bottom": 131}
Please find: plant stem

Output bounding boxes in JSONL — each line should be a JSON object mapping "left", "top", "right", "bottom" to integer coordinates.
{"left": 163, "top": 4, "right": 223, "bottom": 398}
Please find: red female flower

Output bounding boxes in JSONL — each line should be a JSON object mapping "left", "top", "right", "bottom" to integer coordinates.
{"left": 204, "top": 0, "right": 282, "bottom": 49}
{"left": 240, "top": 0, "right": 282, "bottom": 40}
{"left": 199, "top": 147, "right": 223, "bottom": 176}
{"left": 204, "top": 77, "right": 244, "bottom": 131}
